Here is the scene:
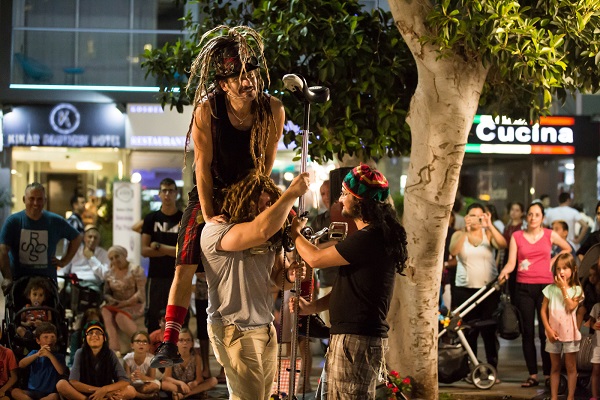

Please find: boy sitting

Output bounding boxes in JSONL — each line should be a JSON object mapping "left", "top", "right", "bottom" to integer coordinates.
{"left": 0, "top": 326, "right": 18, "bottom": 400}
{"left": 12, "top": 322, "right": 67, "bottom": 400}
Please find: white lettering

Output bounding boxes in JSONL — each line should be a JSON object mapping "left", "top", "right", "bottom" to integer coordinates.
{"left": 515, "top": 127, "right": 531, "bottom": 143}
{"left": 475, "top": 120, "right": 496, "bottom": 142}
{"left": 558, "top": 127, "right": 574, "bottom": 143}
{"left": 497, "top": 126, "right": 515, "bottom": 142}
{"left": 540, "top": 127, "right": 558, "bottom": 143}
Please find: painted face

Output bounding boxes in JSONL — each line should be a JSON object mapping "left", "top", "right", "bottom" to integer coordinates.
{"left": 509, "top": 204, "right": 524, "bottom": 221}
{"left": 555, "top": 259, "right": 573, "bottom": 282}
{"left": 37, "top": 332, "right": 57, "bottom": 347}
{"left": 84, "top": 230, "right": 100, "bottom": 251}
{"left": 526, "top": 204, "right": 544, "bottom": 229}
{"left": 24, "top": 188, "right": 46, "bottom": 220}
{"left": 177, "top": 333, "right": 193, "bottom": 353}
{"left": 222, "top": 70, "right": 258, "bottom": 101}
{"left": 159, "top": 184, "right": 177, "bottom": 205}
{"left": 131, "top": 334, "right": 149, "bottom": 353}
{"left": 29, "top": 287, "right": 46, "bottom": 306}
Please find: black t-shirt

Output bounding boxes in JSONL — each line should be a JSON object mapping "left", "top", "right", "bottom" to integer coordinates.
{"left": 577, "top": 230, "right": 600, "bottom": 257}
{"left": 142, "top": 209, "right": 183, "bottom": 278}
{"left": 330, "top": 226, "right": 396, "bottom": 337}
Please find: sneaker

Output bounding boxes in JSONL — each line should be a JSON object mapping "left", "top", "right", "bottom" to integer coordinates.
{"left": 150, "top": 342, "right": 183, "bottom": 368}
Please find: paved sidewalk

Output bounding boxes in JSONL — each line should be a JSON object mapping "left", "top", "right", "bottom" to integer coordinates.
{"left": 201, "top": 337, "right": 592, "bottom": 399}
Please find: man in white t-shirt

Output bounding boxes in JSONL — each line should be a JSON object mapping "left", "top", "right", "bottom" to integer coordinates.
{"left": 544, "top": 192, "right": 589, "bottom": 246}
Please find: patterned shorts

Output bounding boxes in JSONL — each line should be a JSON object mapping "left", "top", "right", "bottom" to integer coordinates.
{"left": 175, "top": 187, "right": 204, "bottom": 270}
{"left": 326, "top": 334, "right": 388, "bottom": 399}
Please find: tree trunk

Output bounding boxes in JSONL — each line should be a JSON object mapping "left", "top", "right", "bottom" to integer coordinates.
{"left": 387, "top": 2, "right": 489, "bottom": 398}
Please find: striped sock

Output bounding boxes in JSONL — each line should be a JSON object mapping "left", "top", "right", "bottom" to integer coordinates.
{"left": 164, "top": 305, "right": 188, "bottom": 343}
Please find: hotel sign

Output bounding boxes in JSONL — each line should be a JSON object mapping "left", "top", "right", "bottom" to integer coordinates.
{"left": 2, "top": 103, "right": 126, "bottom": 148}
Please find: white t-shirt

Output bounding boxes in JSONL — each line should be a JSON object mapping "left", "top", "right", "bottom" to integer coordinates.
{"left": 455, "top": 229, "right": 498, "bottom": 288}
{"left": 590, "top": 303, "right": 600, "bottom": 347}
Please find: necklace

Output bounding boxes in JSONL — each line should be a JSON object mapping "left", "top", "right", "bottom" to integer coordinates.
{"left": 227, "top": 98, "right": 251, "bottom": 126}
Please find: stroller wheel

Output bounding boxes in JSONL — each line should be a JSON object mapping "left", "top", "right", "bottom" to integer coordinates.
{"left": 470, "top": 363, "right": 497, "bottom": 390}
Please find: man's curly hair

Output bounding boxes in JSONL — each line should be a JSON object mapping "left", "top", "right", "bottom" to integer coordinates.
{"left": 222, "top": 170, "right": 282, "bottom": 224}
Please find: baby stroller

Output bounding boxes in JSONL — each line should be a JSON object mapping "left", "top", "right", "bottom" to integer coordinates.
{"left": 438, "top": 279, "right": 500, "bottom": 390}
{"left": 58, "top": 273, "right": 103, "bottom": 329}
{"left": 2, "top": 276, "right": 69, "bottom": 360}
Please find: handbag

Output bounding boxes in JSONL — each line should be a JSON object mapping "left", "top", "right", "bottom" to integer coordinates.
{"left": 494, "top": 282, "right": 521, "bottom": 340}
{"left": 577, "top": 334, "right": 594, "bottom": 372}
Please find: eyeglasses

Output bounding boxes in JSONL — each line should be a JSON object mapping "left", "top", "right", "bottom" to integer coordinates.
{"left": 178, "top": 338, "right": 192, "bottom": 343}
{"left": 160, "top": 188, "right": 177, "bottom": 194}
{"left": 133, "top": 340, "right": 148, "bottom": 344}
{"left": 86, "top": 330, "right": 104, "bottom": 337}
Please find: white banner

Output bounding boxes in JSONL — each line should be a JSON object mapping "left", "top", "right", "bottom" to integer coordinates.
{"left": 113, "top": 182, "right": 141, "bottom": 266}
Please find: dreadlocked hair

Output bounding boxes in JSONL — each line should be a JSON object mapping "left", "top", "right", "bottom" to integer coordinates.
{"left": 357, "top": 200, "right": 408, "bottom": 275}
{"left": 183, "top": 25, "right": 274, "bottom": 173}
{"left": 221, "top": 170, "right": 282, "bottom": 224}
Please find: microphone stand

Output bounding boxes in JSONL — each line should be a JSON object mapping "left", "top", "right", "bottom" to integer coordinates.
{"left": 281, "top": 74, "right": 329, "bottom": 400}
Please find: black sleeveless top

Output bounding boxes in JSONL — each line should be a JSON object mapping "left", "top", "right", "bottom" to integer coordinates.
{"left": 211, "top": 91, "right": 256, "bottom": 188}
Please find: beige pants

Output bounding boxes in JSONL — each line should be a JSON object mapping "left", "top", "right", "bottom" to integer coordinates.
{"left": 208, "top": 323, "right": 277, "bottom": 400}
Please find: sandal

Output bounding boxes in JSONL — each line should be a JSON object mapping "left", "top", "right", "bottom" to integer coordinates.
{"left": 521, "top": 377, "right": 539, "bottom": 388}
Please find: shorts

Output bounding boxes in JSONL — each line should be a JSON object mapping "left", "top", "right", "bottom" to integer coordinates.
{"left": 175, "top": 186, "right": 205, "bottom": 271}
{"left": 22, "top": 390, "right": 54, "bottom": 400}
{"left": 591, "top": 346, "right": 600, "bottom": 363}
{"left": 545, "top": 340, "right": 580, "bottom": 354}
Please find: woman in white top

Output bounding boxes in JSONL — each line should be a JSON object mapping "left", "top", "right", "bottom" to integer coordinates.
{"left": 450, "top": 203, "right": 507, "bottom": 370}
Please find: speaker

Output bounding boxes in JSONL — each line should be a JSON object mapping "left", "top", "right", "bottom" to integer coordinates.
{"left": 328, "top": 167, "right": 353, "bottom": 206}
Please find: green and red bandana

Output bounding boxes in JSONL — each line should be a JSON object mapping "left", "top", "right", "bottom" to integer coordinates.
{"left": 342, "top": 164, "right": 389, "bottom": 202}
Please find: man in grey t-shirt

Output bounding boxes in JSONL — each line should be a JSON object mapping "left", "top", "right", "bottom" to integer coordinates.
{"left": 201, "top": 172, "right": 309, "bottom": 400}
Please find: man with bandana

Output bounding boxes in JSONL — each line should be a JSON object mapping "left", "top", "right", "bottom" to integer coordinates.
{"left": 152, "top": 25, "right": 285, "bottom": 368}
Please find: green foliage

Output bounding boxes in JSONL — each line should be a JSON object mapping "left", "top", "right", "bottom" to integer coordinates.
{"left": 141, "top": 0, "right": 416, "bottom": 163}
{"left": 423, "top": 0, "right": 600, "bottom": 121}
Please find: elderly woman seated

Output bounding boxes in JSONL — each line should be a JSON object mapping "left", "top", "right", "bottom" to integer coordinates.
{"left": 101, "top": 245, "right": 146, "bottom": 354}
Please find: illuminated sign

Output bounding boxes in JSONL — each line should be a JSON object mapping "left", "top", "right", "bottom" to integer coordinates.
{"left": 2, "top": 103, "right": 126, "bottom": 148}
{"left": 468, "top": 115, "right": 597, "bottom": 156}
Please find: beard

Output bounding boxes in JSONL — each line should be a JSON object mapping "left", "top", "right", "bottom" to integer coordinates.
{"left": 341, "top": 201, "right": 361, "bottom": 219}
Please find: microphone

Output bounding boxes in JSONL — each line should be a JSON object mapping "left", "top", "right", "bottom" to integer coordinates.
{"left": 283, "top": 74, "right": 306, "bottom": 102}
{"left": 282, "top": 73, "right": 330, "bottom": 104}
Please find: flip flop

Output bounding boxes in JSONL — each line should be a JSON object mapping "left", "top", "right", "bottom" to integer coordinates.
{"left": 521, "top": 377, "right": 539, "bottom": 388}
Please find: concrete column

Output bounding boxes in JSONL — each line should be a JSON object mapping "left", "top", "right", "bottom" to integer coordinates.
{"left": 574, "top": 156, "right": 598, "bottom": 215}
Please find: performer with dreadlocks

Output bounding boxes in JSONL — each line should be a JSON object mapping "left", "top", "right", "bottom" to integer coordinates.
{"left": 201, "top": 170, "right": 309, "bottom": 399}
{"left": 290, "top": 164, "right": 408, "bottom": 400}
{"left": 152, "top": 25, "right": 285, "bottom": 368}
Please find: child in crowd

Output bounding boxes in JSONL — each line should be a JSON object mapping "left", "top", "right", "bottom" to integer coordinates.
{"left": 56, "top": 321, "right": 136, "bottom": 400}
{"left": 541, "top": 253, "right": 583, "bottom": 400}
{"left": 68, "top": 308, "right": 103, "bottom": 367}
{"left": 580, "top": 263, "right": 600, "bottom": 331}
{"left": 149, "top": 311, "right": 165, "bottom": 354}
{"left": 12, "top": 323, "right": 67, "bottom": 400}
{"left": 0, "top": 326, "right": 18, "bottom": 400}
{"left": 162, "top": 329, "right": 217, "bottom": 400}
{"left": 588, "top": 258, "right": 600, "bottom": 400}
{"left": 17, "top": 277, "right": 53, "bottom": 339}
{"left": 123, "top": 331, "right": 160, "bottom": 399}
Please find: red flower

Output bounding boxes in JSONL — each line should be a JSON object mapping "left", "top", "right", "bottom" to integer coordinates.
{"left": 387, "top": 383, "right": 394, "bottom": 388}
{"left": 390, "top": 370, "right": 399, "bottom": 378}
{"left": 392, "top": 387, "right": 399, "bottom": 393}
{"left": 402, "top": 377, "right": 411, "bottom": 385}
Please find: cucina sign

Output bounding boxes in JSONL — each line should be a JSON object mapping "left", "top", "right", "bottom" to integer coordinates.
{"left": 475, "top": 115, "right": 574, "bottom": 144}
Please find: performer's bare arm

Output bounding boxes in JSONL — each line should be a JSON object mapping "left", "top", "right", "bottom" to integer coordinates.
{"left": 290, "top": 217, "right": 348, "bottom": 269}
{"left": 217, "top": 173, "right": 310, "bottom": 252}
{"left": 192, "top": 102, "right": 223, "bottom": 224}
{"left": 264, "top": 96, "right": 285, "bottom": 174}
